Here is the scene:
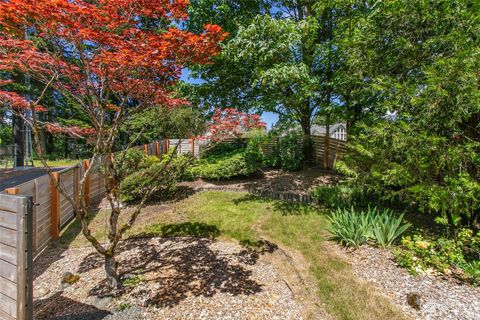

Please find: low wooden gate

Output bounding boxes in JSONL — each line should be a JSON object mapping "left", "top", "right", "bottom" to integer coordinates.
{"left": 0, "top": 194, "right": 33, "bottom": 320}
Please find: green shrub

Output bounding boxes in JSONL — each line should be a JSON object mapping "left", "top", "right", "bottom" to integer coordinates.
{"left": 191, "top": 136, "right": 264, "bottom": 180}
{"left": 120, "top": 153, "right": 191, "bottom": 202}
{"left": 115, "top": 148, "right": 148, "bottom": 179}
{"left": 191, "top": 149, "right": 261, "bottom": 180}
{"left": 310, "top": 184, "right": 370, "bottom": 208}
{"left": 201, "top": 140, "right": 245, "bottom": 159}
{"left": 263, "top": 140, "right": 281, "bottom": 168}
{"left": 328, "top": 206, "right": 410, "bottom": 248}
{"left": 394, "top": 229, "right": 480, "bottom": 283}
{"left": 278, "top": 132, "right": 304, "bottom": 171}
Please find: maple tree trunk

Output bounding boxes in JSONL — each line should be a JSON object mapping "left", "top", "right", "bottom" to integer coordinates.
{"left": 104, "top": 254, "right": 118, "bottom": 288}
{"left": 13, "top": 113, "right": 24, "bottom": 166}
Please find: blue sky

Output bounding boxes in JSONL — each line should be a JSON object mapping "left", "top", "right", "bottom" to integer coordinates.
{"left": 181, "top": 69, "right": 279, "bottom": 129}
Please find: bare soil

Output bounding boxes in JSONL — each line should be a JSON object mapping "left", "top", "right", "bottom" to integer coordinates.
{"left": 184, "top": 167, "right": 341, "bottom": 195}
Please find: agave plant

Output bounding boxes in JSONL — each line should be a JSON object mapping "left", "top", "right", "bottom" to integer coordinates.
{"left": 371, "top": 209, "right": 412, "bottom": 248}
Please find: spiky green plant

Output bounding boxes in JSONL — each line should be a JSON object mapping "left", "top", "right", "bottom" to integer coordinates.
{"left": 327, "top": 207, "right": 373, "bottom": 247}
{"left": 371, "top": 209, "right": 411, "bottom": 248}
{"left": 328, "top": 206, "right": 411, "bottom": 248}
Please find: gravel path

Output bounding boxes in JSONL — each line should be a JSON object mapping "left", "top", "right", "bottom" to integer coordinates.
{"left": 33, "top": 237, "right": 303, "bottom": 320}
{"left": 343, "top": 245, "right": 480, "bottom": 320}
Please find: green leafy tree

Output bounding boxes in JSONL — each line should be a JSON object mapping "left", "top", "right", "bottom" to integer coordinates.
{"left": 122, "top": 106, "right": 206, "bottom": 144}
{"left": 187, "top": 1, "right": 348, "bottom": 163}
{"left": 337, "top": 0, "right": 480, "bottom": 229}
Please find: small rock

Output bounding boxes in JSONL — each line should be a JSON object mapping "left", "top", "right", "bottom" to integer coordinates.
{"left": 61, "top": 272, "right": 80, "bottom": 285}
{"left": 33, "top": 287, "right": 50, "bottom": 299}
{"left": 92, "top": 296, "right": 112, "bottom": 309}
{"left": 406, "top": 292, "right": 422, "bottom": 310}
{"left": 122, "top": 273, "right": 135, "bottom": 280}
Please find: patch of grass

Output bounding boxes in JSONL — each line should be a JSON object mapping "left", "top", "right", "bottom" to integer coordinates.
{"left": 174, "top": 191, "right": 406, "bottom": 320}
{"left": 33, "top": 159, "right": 80, "bottom": 167}
{"left": 56, "top": 190, "right": 406, "bottom": 319}
{"left": 122, "top": 274, "right": 144, "bottom": 288}
{"left": 117, "top": 302, "right": 132, "bottom": 311}
{"left": 141, "top": 222, "right": 220, "bottom": 238}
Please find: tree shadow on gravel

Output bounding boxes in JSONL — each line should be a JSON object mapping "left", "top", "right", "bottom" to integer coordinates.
{"left": 87, "top": 236, "right": 265, "bottom": 308}
{"left": 34, "top": 292, "right": 111, "bottom": 320}
{"left": 77, "top": 222, "right": 222, "bottom": 274}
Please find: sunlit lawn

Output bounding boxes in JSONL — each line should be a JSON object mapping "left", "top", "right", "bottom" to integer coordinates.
{"left": 57, "top": 191, "right": 406, "bottom": 320}
{"left": 33, "top": 159, "right": 80, "bottom": 167}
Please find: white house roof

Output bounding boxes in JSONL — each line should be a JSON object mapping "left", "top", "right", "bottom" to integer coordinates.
{"left": 311, "top": 123, "right": 346, "bottom": 135}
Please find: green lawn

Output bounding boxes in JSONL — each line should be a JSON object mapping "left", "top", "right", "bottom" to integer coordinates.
{"left": 58, "top": 191, "right": 406, "bottom": 320}
{"left": 33, "top": 159, "right": 80, "bottom": 167}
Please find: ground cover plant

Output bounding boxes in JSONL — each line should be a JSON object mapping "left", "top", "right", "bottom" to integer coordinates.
{"left": 191, "top": 139, "right": 264, "bottom": 179}
{"left": 394, "top": 229, "right": 480, "bottom": 284}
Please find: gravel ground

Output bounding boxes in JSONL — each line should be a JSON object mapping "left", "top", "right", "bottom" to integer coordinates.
{"left": 33, "top": 237, "right": 302, "bottom": 320}
{"left": 343, "top": 245, "right": 480, "bottom": 320}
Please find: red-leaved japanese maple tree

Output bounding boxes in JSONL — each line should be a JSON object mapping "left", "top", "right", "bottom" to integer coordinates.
{"left": 207, "top": 108, "right": 266, "bottom": 141}
{"left": 0, "top": 0, "right": 226, "bottom": 287}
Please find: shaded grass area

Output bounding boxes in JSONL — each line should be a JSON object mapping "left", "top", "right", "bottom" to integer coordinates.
{"left": 55, "top": 191, "right": 406, "bottom": 320}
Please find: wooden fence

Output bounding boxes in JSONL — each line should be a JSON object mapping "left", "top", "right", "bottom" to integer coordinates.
{"left": 262, "top": 134, "right": 347, "bottom": 167}
{"left": 0, "top": 138, "right": 204, "bottom": 319}
{"left": 311, "top": 135, "right": 347, "bottom": 166}
{"left": 2, "top": 161, "right": 105, "bottom": 258}
{"left": 0, "top": 194, "right": 33, "bottom": 320}
{"left": 142, "top": 138, "right": 207, "bottom": 158}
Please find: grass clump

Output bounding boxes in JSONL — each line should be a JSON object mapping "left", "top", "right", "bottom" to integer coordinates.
{"left": 122, "top": 274, "right": 144, "bottom": 288}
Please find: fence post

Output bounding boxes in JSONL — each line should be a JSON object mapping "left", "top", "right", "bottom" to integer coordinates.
{"left": 50, "top": 172, "right": 60, "bottom": 239}
{"left": 5, "top": 187, "right": 19, "bottom": 195}
{"left": 84, "top": 160, "right": 91, "bottom": 206}
{"left": 190, "top": 138, "right": 195, "bottom": 155}
{"left": 164, "top": 139, "right": 169, "bottom": 153}
{"left": 144, "top": 144, "right": 148, "bottom": 156}
{"left": 155, "top": 141, "right": 160, "bottom": 158}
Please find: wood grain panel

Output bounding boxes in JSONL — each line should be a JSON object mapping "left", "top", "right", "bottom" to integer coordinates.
{"left": 0, "top": 243, "right": 16, "bottom": 266}
{"left": 0, "top": 227, "right": 16, "bottom": 248}
{"left": 0, "top": 292, "right": 16, "bottom": 319}
{"left": 0, "top": 260, "right": 16, "bottom": 283}
{"left": 0, "top": 210, "right": 16, "bottom": 230}
{"left": 0, "top": 277, "right": 16, "bottom": 300}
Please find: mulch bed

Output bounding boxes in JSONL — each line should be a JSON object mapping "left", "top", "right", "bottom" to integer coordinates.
{"left": 338, "top": 244, "right": 480, "bottom": 320}
{"left": 33, "top": 237, "right": 302, "bottom": 320}
{"left": 183, "top": 167, "right": 340, "bottom": 195}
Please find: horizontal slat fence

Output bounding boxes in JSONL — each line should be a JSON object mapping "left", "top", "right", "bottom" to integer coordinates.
{"left": 0, "top": 138, "right": 200, "bottom": 319}
{"left": 0, "top": 139, "right": 197, "bottom": 257}
{"left": 311, "top": 135, "right": 347, "bottom": 167}
{"left": 262, "top": 134, "right": 347, "bottom": 167}
{"left": 0, "top": 194, "right": 33, "bottom": 320}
